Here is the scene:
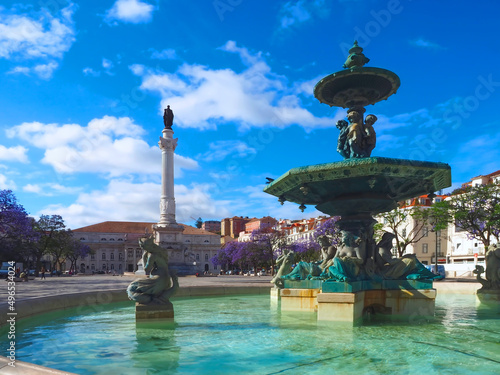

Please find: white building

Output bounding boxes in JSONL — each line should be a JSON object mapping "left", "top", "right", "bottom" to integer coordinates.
{"left": 70, "top": 221, "right": 221, "bottom": 274}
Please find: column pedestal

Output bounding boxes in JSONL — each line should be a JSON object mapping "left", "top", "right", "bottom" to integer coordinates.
{"left": 136, "top": 302, "right": 174, "bottom": 320}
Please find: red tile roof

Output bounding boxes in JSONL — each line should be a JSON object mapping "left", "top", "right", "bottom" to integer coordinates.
{"left": 73, "top": 221, "right": 218, "bottom": 236}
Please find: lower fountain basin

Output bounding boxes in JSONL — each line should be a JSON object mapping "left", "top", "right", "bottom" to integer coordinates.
{"left": 1, "top": 293, "right": 499, "bottom": 374}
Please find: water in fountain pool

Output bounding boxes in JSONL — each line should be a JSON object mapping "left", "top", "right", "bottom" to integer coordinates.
{"left": 2, "top": 294, "right": 499, "bottom": 374}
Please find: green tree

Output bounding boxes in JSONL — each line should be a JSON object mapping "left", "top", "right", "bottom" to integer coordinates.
{"left": 195, "top": 217, "right": 203, "bottom": 229}
{"left": 376, "top": 206, "right": 433, "bottom": 257}
{"left": 30, "top": 215, "right": 66, "bottom": 275}
{"left": 65, "top": 236, "right": 92, "bottom": 274}
{"left": 442, "top": 184, "right": 500, "bottom": 248}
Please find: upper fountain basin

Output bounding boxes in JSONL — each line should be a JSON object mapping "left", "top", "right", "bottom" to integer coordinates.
{"left": 263, "top": 157, "right": 451, "bottom": 216}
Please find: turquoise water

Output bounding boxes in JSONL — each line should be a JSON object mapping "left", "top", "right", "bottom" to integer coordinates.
{"left": 2, "top": 294, "right": 500, "bottom": 375}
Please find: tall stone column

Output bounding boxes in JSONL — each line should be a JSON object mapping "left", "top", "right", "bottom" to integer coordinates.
{"left": 158, "top": 128, "right": 178, "bottom": 226}
{"left": 154, "top": 106, "right": 183, "bottom": 250}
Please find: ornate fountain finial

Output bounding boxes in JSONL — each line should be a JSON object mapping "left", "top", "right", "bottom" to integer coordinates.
{"left": 343, "top": 40, "right": 370, "bottom": 69}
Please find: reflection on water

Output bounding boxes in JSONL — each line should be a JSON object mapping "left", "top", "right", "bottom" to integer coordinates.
{"left": 1, "top": 294, "right": 499, "bottom": 374}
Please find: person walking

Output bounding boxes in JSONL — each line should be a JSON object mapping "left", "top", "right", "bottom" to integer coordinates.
{"left": 40, "top": 266, "right": 46, "bottom": 280}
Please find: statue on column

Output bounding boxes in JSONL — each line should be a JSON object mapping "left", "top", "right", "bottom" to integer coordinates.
{"left": 163, "top": 105, "right": 174, "bottom": 129}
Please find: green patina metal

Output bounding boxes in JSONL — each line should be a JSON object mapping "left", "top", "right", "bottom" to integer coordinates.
{"left": 265, "top": 42, "right": 452, "bottom": 292}
{"left": 264, "top": 157, "right": 451, "bottom": 216}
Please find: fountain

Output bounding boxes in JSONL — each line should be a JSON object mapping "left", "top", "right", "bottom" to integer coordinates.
{"left": 264, "top": 41, "right": 452, "bottom": 323}
{"left": 2, "top": 293, "right": 500, "bottom": 374}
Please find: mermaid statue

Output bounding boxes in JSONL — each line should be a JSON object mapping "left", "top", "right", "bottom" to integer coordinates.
{"left": 127, "top": 236, "right": 179, "bottom": 305}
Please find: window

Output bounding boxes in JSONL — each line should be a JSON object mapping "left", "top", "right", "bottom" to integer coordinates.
{"left": 205, "top": 254, "right": 209, "bottom": 261}
{"left": 110, "top": 253, "right": 114, "bottom": 260}
{"left": 119, "top": 253, "right": 124, "bottom": 261}
{"left": 422, "top": 243, "right": 428, "bottom": 253}
{"left": 80, "top": 237, "right": 85, "bottom": 241}
{"left": 102, "top": 253, "right": 106, "bottom": 260}
{"left": 423, "top": 227, "right": 428, "bottom": 237}
{"left": 402, "top": 228, "right": 406, "bottom": 237}
{"left": 196, "top": 254, "right": 200, "bottom": 261}
{"left": 110, "top": 264, "right": 115, "bottom": 270}
{"left": 101, "top": 238, "right": 106, "bottom": 241}
{"left": 128, "top": 251, "right": 132, "bottom": 259}
{"left": 110, "top": 238, "right": 115, "bottom": 241}
{"left": 91, "top": 254, "right": 95, "bottom": 260}
{"left": 91, "top": 264, "right": 95, "bottom": 271}
{"left": 117, "top": 238, "right": 123, "bottom": 241}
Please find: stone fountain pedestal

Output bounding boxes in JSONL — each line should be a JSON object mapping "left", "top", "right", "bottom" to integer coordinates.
{"left": 136, "top": 302, "right": 174, "bottom": 320}
{"left": 277, "top": 279, "right": 436, "bottom": 324}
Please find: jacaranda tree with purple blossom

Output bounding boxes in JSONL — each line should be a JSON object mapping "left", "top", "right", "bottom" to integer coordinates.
{"left": 313, "top": 217, "right": 341, "bottom": 246}
{"left": 250, "top": 227, "right": 286, "bottom": 274}
{"left": 0, "top": 189, "right": 38, "bottom": 262}
{"left": 212, "top": 240, "right": 247, "bottom": 272}
{"left": 286, "top": 239, "right": 321, "bottom": 263}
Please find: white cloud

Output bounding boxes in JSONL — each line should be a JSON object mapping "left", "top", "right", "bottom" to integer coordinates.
{"left": 278, "top": 0, "right": 329, "bottom": 30}
{"left": 23, "top": 182, "right": 81, "bottom": 196}
{"left": 200, "top": 140, "right": 257, "bottom": 162}
{"left": 7, "top": 115, "right": 199, "bottom": 176}
{"left": 0, "top": 145, "right": 28, "bottom": 162}
{"left": 131, "top": 41, "right": 336, "bottom": 130}
{"left": 6, "top": 66, "right": 30, "bottom": 75}
{"left": 150, "top": 48, "right": 177, "bottom": 60}
{"left": 7, "top": 61, "right": 58, "bottom": 79}
{"left": 0, "top": 4, "right": 76, "bottom": 60}
{"left": 0, "top": 173, "right": 16, "bottom": 189}
{"left": 102, "top": 57, "right": 114, "bottom": 75}
{"left": 33, "top": 61, "right": 58, "bottom": 79}
{"left": 105, "top": 0, "right": 155, "bottom": 25}
{"left": 22, "top": 183, "right": 41, "bottom": 194}
{"left": 40, "top": 179, "right": 232, "bottom": 229}
{"left": 83, "top": 67, "right": 100, "bottom": 77}
{"left": 410, "top": 38, "right": 444, "bottom": 50}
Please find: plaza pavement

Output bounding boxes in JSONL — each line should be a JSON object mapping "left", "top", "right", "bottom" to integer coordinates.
{"left": 0, "top": 273, "right": 274, "bottom": 302}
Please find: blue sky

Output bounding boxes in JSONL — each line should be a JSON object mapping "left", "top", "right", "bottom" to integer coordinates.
{"left": 1, "top": 0, "right": 499, "bottom": 229}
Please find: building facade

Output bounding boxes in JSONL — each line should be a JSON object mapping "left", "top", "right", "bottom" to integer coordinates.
{"left": 238, "top": 216, "right": 278, "bottom": 242}
{"left": 71, "top": 221, "right": 221, "bottom": 274}
{"left": 201, "top": 220, "right": 221, "bottom": 233}
{"left": 221, "top": 216, "right": 252, "bottom": 244}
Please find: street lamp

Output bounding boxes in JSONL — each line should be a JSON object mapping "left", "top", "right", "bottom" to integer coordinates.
{"left": 427, "top": 192, "right": 439, "bottom": 275}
